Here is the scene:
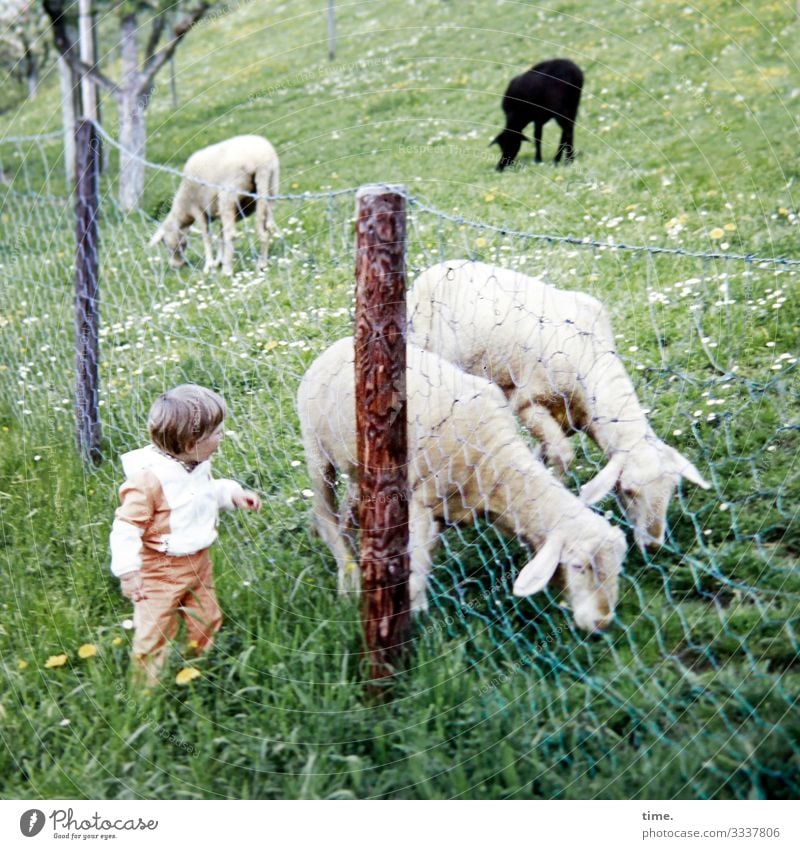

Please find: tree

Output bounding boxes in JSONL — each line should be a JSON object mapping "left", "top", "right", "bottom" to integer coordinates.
{"left": 43, "top": 1, "right": 213, "bottom": 210}
{"left": 0, "top": 1, "right": 51, "bottom": 100}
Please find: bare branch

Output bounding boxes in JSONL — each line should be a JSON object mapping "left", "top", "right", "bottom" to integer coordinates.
{"left": 144, "top": 13, "right": 167, "bottom": 64}
{"left": 140, "top": 2, "right": 209, "bottom": 89}
{"left": 42, "top": 0, "right": 117, "bottom": 94}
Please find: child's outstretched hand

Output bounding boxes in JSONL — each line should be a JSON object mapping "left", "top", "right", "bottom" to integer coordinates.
{"left": 120, "top": 571, "right": 147, "bottom": 602}
{"left": 233, "top": 490, "right": 262, "bottom": 511}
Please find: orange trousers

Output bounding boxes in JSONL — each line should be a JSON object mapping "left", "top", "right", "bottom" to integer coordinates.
{"left": 132, "top": 549, "right": 222, "bottom": 685}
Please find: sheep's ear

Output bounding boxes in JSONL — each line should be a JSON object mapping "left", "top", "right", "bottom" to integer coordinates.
{"left": 148, "top": 226, "right": 165, "bottom": 247}
{"left": 513, "top": 536, "right": 562, "bottom": 596}
{"left": 580, "top": 455, "right": 625, "bottom": 505}
{"left": 666, "top": 446, "right": 710, "bottom": 490}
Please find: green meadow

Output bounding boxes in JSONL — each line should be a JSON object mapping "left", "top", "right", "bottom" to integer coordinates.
{"left": 0, "top": 0, "right": 798, "bottom": 799}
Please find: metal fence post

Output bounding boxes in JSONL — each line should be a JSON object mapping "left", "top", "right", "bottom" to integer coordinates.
{"left": 75, "top": 119, "right": 102, "bottom": 465}
{"left": 354, "top": 184, "right": 409, "bottom": 683}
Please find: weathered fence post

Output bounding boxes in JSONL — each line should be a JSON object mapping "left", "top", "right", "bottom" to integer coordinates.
{"left": 75, "top": 119, "right": 102, "bottom": 465}
{"left": 327, "top": 0, "right": 336, "bottom": 61}
{"left": 354, "top": 184, "right": 409, "bottom": 683}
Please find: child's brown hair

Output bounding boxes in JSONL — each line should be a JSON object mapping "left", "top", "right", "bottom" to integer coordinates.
{"left": 148, "top": 384, "right": 226, "bottom": 456}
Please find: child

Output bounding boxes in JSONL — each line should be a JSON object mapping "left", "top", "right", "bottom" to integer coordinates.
{"left": 110, "top": 384, "right": 261, "bottom": 684}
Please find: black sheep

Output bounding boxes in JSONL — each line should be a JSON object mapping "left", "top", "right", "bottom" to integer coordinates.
{"left": 492, "top": 58, "right": 584, "bottom": 171}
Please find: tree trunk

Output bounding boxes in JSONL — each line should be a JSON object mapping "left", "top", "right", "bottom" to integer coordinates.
{"left": 78, "top": 0, "right": 98, "bottom": 120}
{"left": 117, "top": 89, "right": 146, "bottom": 211}
{"left": 117, "top": 13, "right": 145, "bottom": 212}
{"left": 58, "top": 54, "right": 79, "bottom": 185}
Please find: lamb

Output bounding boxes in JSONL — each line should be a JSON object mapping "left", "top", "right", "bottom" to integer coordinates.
{"left": 149, "top": 134, "right": 279, "bottom": 276}
{"left": 297, "top": 336, "right": 627, "bottom": 633}
{"left": 407, "top": 260, "right": 711, "bottom": 553}
{"left": 492, "top": 58, "right": 583, "bottom": 171}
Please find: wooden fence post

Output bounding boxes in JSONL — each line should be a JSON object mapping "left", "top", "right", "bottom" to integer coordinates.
{"left": 327, "top": 0, "right": 336, "bottom": 61}
{"left": 354, "top": 184, "right": 409, "bottom": 683}
{"left": 75, "top": 119, "right": 102, "bottom": 465}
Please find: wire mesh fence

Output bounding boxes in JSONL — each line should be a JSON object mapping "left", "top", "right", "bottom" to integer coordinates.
{"left": 1, "top": 129, "right": 798, "bottom": 796}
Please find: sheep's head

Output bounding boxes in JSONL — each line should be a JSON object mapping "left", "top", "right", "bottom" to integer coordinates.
{"left": 580, "top": 439, "right": 710, "bottom": 553}
{"left": 512, "top": 525, "right": 626, "bottom": 633}
{"left": 149, "top": 221, "right": 188, "bottom": 268}
{"left": 491, "top": 129, "right": 530, "bottom": 171}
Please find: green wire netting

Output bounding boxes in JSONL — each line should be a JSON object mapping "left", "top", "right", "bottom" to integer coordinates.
{"left": 1, "top": 132, "right": 798, "bottom": 797}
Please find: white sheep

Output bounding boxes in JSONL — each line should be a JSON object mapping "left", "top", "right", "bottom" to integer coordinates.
{"left": 407, "top": 259, "right": 710, "bottom": 553}
{"left": 297, "top": 337, "right": 627, "bottom": 633}
{"left": 149, "top": 134, "right": 279, "bottom": 276}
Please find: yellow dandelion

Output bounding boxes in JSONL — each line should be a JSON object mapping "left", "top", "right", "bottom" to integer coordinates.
{"left": 186, "top": 639, "right": 200, "bottom": 650}
{"left": 778, "top": 207, "right": 789, "bottom": 216}
{"left": 263, "top": 340, "right": 278, "bottom": 353}
{"left": 111, "top": 637, "right": 123, "bottom": 647}
{"left": 708, "top": 228, "right": 724, "bottom": 240}
{"left": 475, "top": 237, "right": 488, "bottom": 248}
{"left": 78, "top": 644, "right": 97, "bottom": 659}
{"left": 17, "top": 659, "right": 28, "bottom": 670}
{"left": 724, "top": 223, "right": 736, "bottom": 232}
{"left": 291, "top": 181, "right": 300, "bottom": 189}
{"left": 484, "top": 193, "right": 496, "bottom": 203}
{"left": 44, "top": 654, "right": 68, "bottom": 668}
{"left": 175, "top": 667, "right": 202, "bottom": 685}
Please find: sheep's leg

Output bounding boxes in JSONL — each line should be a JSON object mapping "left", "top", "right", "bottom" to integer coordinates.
{"left": 219, "top": 207, "right": 237, "bottom": 276}
{"left": 409, "top": 502, "right": 440, "bottom": 613}
{"left": 214, "top": 223, "right": 225, "bottom": 267}
{"left": 555, "top": 119, "right": 575, "bottom": 164}
{"left": 307, "top": 460, "right": 361, "bottom": 593}
{"left": 338, "top": 479, "right": 360, "bottom": 561}
{"left": 255, "top": 198, "right": 273, "bottom": 272}
{"left": 516, "top": 401, "right": 575, "bottom": 476}
{"left": 195, "top": 214, "right": 217, "bottom": 273}
{"left": 533, "top": 122, "right": 544, "bottom": 163}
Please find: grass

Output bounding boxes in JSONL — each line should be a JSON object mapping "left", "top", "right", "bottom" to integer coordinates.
{"left": 1, "top": 0, "right": 799, "bottom": 799}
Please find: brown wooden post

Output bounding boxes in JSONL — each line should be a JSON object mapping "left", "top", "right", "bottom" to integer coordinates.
{"left": 75, "top": 119, "right": 102, "bottom": 465}
{"left": 354, "top": 184, "right": 410, "bottom": 683}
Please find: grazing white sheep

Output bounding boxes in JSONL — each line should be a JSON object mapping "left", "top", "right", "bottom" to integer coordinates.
{"left": 407, "top": 259, "right": 710, "bottom": 553}
{"left": 297, "top": 337, "right": 627, "bottom": 633}
{"left": 149, "top": 134, "right": 279, "bottom": 276}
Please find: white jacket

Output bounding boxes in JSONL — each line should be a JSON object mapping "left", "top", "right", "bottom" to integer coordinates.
{"left": 109, "top": 445, "right": 245, "bottom": 576}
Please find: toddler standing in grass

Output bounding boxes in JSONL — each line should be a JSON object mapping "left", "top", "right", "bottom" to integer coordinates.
{"left": 110, "top": 384, "right": 261, "bottom": 684}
